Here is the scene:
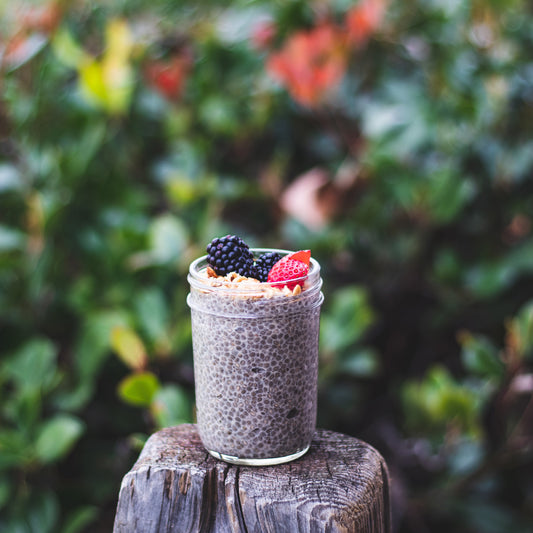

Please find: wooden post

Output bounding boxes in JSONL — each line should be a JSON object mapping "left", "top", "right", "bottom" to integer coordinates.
{"left": 113, "top": 424, "right": 391, "bottom": 533}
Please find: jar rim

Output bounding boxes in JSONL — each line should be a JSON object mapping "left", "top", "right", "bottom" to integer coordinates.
{"left": 188, "top": 247, "right": 321, "bottom": 294}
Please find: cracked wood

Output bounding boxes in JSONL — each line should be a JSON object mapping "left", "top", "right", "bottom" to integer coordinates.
{"left": 113, "top": 424, "right": 390, "bottom": 533}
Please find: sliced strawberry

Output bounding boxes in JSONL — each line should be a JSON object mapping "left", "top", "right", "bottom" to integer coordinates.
{"left": 267, "top": 258, "right": 309, "bottom": 290}
{"left": 286, "top": 249, "right": 311, "bottom": 266}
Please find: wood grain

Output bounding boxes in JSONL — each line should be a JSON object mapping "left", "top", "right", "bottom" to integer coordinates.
{"left": 113, "top": 424, "right": 390, "bottom": 533}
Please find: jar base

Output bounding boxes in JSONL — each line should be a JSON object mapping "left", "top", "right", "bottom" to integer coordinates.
{"left": 207, "top": 444, "right": 310, "bottom": 466}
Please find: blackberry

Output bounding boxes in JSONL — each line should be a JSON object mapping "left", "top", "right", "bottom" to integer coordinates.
{"left": 252, "top": 251, "right": 282, "bottom": 282}
{"left": 206, "top": 235, "right": 254, "bottom": 277}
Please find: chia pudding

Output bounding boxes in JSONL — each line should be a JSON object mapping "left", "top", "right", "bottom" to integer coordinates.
{"left": 187, "top": 248, "right": 323, "bottom": 465}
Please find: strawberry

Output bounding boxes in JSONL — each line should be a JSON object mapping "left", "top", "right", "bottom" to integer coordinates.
{"left": 285, "top": 249, "right": 311, "bottom": 266}
{"left": 267, "top": 257, "right": 309, "bottom": 290}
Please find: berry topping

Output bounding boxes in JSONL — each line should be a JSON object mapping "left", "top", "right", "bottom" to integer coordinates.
{"left": 286, "top": 249, "right": 311, "bottom": 266}
{"left": 206, "top": 235, "right": 254, "bottom": 277}
{"left": 267, "top": 257, "right": 310, "bottom": 290}
{"left": 252, "top": 251, "right": 282, "bottom": 282}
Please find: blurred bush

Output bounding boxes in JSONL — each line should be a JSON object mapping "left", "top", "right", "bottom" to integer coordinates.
{"left": 1, "top": 0, "right": 532, "bottom": 531}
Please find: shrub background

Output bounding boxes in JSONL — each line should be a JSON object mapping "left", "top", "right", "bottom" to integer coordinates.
{"left": 1, "top": 1, "right": 532, "bottom": 532}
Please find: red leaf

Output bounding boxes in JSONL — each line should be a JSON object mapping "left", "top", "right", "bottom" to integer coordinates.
{"left": 345, "top": 0, "right": 386, "bottom": 47}
{"left": 266, "top": 23, "right": 348, "bottom": 107}
{"left": 145, "top": 52, "right": 192, "bottom": 100}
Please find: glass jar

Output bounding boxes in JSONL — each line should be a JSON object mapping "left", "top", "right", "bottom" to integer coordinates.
{"left": 187, "top": 249, "right": 324, "bottom": 466}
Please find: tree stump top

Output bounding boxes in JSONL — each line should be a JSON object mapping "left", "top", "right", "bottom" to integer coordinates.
{"left": 114, "top": 423, "right": 390, "bottom": 533}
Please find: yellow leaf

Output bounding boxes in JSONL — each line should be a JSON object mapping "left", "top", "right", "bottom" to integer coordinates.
{"left": 76, "top": 18, "right": 134, "bottom": 114}
{"left": 105, "top": 19, "right": 133, "bottom": 62}
{"left": 111, "top": 326, "right": 147, "bottom": 371}
{"left": 102, "top": 18, "right": 134, "bottom": 114}
{"left": 102, "top": 58, "right": 133, "bottom": 113}
{"left": 79, "top": 60, "right": 107, "bottom": 108}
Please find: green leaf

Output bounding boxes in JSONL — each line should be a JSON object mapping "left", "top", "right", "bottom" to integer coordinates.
{"left": 35, "top": 415, "right": 85, "bottom": 464}
{"left": 459, "top": 332, "right": 505, "bottom": 381}
{"left": 4, "top": 388, "right": 43, "bottom": 433}
{"left": 361, "top": 82, "right": 432, "bottom": 158}
{"left": 118, "top": 372, "right": 160, "bottom": 407}
{"left": 0, "top": 430, "right": 32, "bottom": 470}
{"left": 52, "top": 28, "right": 88, "bottom": 69}
{"left": 149, "top": 214, "right": 188, "bottom": 264}
{"left": 464, "top": 261, "right": 514, "bottom": 299}
{"left": 4, "top": 339, "right": 57, "bottom": 393}
{"left": 60, "top": 506, "right": 98, "bottom": 533}
{"left": 402, "top": 366, "right": 481, "bottom": 441}
{"left": 433, "top": 248, "right": 462, "bottom": 284}
{"left": 320, "top": 286, "right": 375, "bottom": 353}
{"left": 110, "top": 326, "right": 147, "bottom": 371}
{"left": 55, "top": 310, "right": 129, "bottom": 411}
{"left": 427, "top": 170, "right": 475, "bottom": 223}
{"left": 26, "top": 491, "right": 59, "bottom": 533}
{"left": 63, "top": 122, "right": 107, "bottom": 178}
{"left": 75, "top": 310, "right": 130, "bottom": 382}
{"left": 464, "top": 239, "right": 533, "bottom": 298}
{"left": 199, "top": 96, "right": 238, "bottom": 135}
{"left": 134, "top": 288, "right": 169, "bottom": 346}
{"left": 166, "top": 177, "right": 198, "bottom": 206}
{"left": 150, "top": 385, "right": 191, "bottom": 428}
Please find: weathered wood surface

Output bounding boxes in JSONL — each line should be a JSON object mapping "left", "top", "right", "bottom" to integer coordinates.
{"left": 113, "top": 423, "right": 390, "bottom": 533}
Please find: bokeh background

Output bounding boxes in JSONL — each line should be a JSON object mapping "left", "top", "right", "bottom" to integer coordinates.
{"left": 1, "top": 0, "right": 533, "bottom": 531}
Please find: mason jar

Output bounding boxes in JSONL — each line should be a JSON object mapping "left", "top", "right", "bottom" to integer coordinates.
{"left": 187, "top": 248, "right": 324, "bottom": 466}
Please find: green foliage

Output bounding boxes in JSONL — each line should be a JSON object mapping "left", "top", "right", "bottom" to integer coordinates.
{"left": 459, "top": 332, "right": 505, "bottom": 381}
{"left": 400, "top": 300, "right": 533, "bottom": 532}
{"left": 118, "top": 372, "right": 160, "bottom": 407}
{"left": 35, "top": 415, "right": 85, "bottom": 464}
{"left": 402, "top": 366, "right": 482, "bottom": 441}
{"left": 151, "top": 385, "right": 192, "bottom": 428}
{"left": 1, "top": 0, "right": 533, "bottom": 531}
{"left": 320, "top": 286, "right": 375, "bottom": 354}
